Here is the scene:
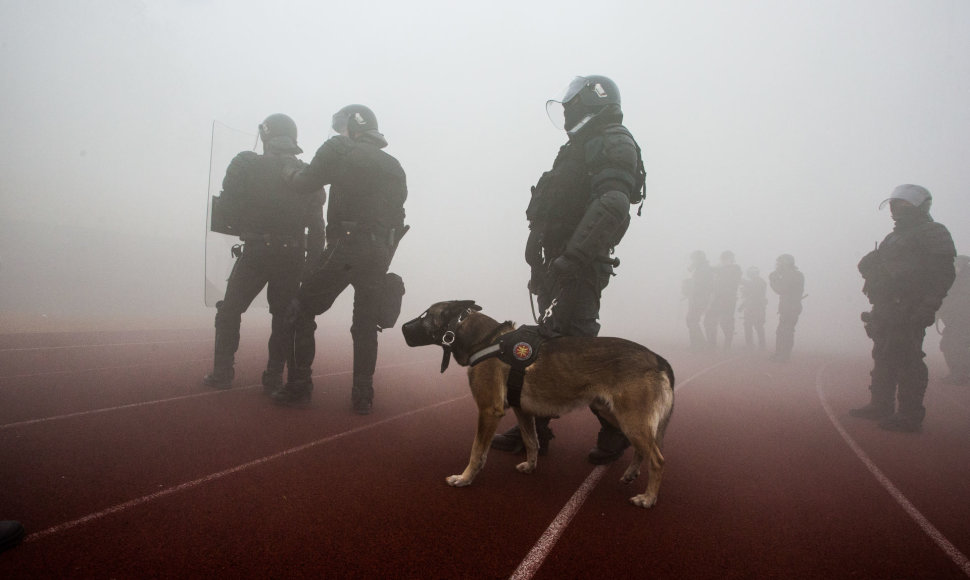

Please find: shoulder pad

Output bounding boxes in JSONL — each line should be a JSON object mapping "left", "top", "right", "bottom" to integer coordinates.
{"left": 323, "top": 135, "right": 355, "bottom": 155}
{"left": 919, "top": 222, "right": 957, "bottom": 256}
{"left": 233, "top": 150, "right": 259, "bottom": 163}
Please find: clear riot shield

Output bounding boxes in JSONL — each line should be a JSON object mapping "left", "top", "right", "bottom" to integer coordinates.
{"left": 204, "top": 121, "right": 268, "bottom": 308}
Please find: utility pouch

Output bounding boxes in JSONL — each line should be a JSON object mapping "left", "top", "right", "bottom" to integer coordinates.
{"left": 210, "top": 195, "right": 238, "bottom": 236}
{"left": 377, "top": 272, "right": 406, "bottom": 330}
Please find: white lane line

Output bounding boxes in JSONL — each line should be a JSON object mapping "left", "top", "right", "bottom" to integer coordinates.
{"left": 509, "top": 465, "right": 608, "bottom": 580}
{"left": 507, "top": 355, "right": 741, "bottom": 580}
{"left": 0, "top": 358, "right": 211, "bottom": 380}
{"left": 0, "top": 359, "right": 436, "bottom": 430}
{"left": 0, "top": 339, "right": 210, "bottom": 353}
{"left": 816, "top": 362, "right": 970, "bottom": 577}
{"left": 24, "top": 394, "right": 470, "bottom": 543}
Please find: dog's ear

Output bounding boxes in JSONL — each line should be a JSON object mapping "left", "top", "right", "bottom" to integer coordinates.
{"left": 452, "top": 300, "right": 481, "bottom": 312}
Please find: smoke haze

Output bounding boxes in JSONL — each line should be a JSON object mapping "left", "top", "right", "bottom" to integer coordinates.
{"left": 2, "top": 0, "right": 968, "bottom": 355}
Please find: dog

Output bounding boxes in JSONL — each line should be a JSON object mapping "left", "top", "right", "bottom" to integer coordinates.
{"left": 402, "top": 300, "right": 675, "bottom": 508}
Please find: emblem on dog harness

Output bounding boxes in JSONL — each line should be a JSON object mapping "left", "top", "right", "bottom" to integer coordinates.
{"left": 513, "top": 342, "right": 533, "bottom": 361}
{"left": 467, "top": 325, "right": 558, "bottom": 407}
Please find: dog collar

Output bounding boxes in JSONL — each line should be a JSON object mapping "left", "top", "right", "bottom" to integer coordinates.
{"left": 438, "top": 308, "right": 475, "bottom": 373}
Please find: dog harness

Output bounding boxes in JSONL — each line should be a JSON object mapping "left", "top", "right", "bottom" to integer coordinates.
{"left": 467, "top": 325, "right": 557, "bottom": 407}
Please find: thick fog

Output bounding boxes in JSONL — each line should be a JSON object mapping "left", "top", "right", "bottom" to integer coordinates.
{"left": 1, "top": 0, "right": 968, "bottom": 355}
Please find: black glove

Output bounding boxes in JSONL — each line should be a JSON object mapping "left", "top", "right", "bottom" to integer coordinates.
{"left": 550, "top": 254, "right": 583, "bottom": 281}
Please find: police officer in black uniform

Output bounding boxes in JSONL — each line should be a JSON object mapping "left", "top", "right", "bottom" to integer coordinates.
{"left": 768, "top": 253, "right": 804, "bottom": 362}
{"left": 739, "top": 266, "right": 768, "bottom": 351}
{"left": 704, "top": 250, "right": 742, "bottom": 352}
{"left": 851, "top": 184, "right": 956, "bottom": 432}
{"left": 684, "top": 250, "right": 715, "bottom": 352}
{"left": 203, "top": 114, "right": 325, "bottom": 391}
{"left": 491, "top": 75, "right": 646, "bottom": 464}
{"left": 274, "top": 105, "right": 407, "bottom": 414}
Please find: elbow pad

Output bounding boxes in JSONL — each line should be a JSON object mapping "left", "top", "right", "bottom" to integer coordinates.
{"left": 563, "top": 190, "right": 631, "bottom": 264}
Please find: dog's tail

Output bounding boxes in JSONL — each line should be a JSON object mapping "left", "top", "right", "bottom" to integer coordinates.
{"left": 656, "top": 354, "right": 675, "bottom": 390}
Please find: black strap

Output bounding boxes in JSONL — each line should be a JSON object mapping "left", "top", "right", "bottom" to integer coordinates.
{"left": 506, "top": 368, "right": 525, "bottom": 407}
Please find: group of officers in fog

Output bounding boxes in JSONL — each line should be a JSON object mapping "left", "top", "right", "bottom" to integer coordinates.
{"left": 683, "top": 250, "right": 804, "bottom": 362}
{"left": 202, "top": 74, "right": 969, "bottom": 454}
{"left": 681, "top": 182, "right": 969, "bottom": 433}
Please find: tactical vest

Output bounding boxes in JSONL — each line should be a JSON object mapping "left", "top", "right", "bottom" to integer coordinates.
{"left": 221, "top": 151, "right": 319, "bottom": 240}
{"left": 526, "top": 123, "right": 644, "bottom": 254}
{"left": 327, "top": 137, "right": 407, "bottom": 234}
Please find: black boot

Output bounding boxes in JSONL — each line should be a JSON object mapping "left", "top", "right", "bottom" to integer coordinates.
{"left": 352, "top": 375, "right": 374, "bottom": 415}
{"left": 588, "top": 423, "right": 630, "bottom": 465}
{"left": 272, "top": 368, "right": 313, "bottom": 407}
{"left": 261, "top": 363, "right": 284, "bottom": 395}
{"left": 877, "top": 412, "right": 922, "bottom": 432}
{"left": 203, "top": 366, "right": 234, "bottom": 390}
{"left": 490, "top": 417, "right": 554, "bottom": 455}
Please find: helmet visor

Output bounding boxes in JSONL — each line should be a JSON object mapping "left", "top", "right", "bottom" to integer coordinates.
{"left": 331, "top": 111, "right": 348, "bottom": 135}
{"left": 545, "top": 99, "right": 566, "bottom": 130}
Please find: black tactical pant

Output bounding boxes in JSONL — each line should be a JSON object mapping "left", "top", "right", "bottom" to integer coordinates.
{"left": 742, "top": 308, "right": 766, "bottom": 350}
{"left": 868, "top": 315, "right": 929, "bottom": 420}
{"left": 536, "top": 261, "right": 612, "bottom": 338}
{"left": 686, "top": 300, "right": 708, "bottom": 352}
{"left": 213, "top": 241, "right": 305, "bottom": 372}
{"left": 291, "top": 232, "right": 391, "bottom": 380}
{"left": 704, "top": 297, "right": 737, "bottom": 351}
{"left": 536, "top": 259, "right": 621, "bottom": 436}
{"left": 775, "top": 303, "right": 802, "bottom": 358}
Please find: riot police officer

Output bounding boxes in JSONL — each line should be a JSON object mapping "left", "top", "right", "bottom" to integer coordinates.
{"left": 768, "top": 253, "right": 804, "bottom": 362}
{"left": 491, "top": 75, "right": 646, "bottom": 464}
{"left": 851, "top": 185, "right": 955, "bottom": 432}
{"left": 275, "top": 105, "right": 407, "bottom": 414}
{"left": 683, "top": 250, "right": 714, "bottom": 352}
{"left": 938, "top": 255, "right": 970, "bottom": 385}
{"left": 739, "top": 266, "right": 768, "bottom": 351}
{"left": 704, "top": 250, "right": 742, "bottom": 352}
{"left": 203, "top": 114, "right": 325, "bottom": 391}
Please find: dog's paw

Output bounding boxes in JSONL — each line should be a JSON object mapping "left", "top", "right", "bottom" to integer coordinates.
{"left": 629, "top": 493, "right": 657, "bottom": 508}
{"left": 620, "top": 468, "right": 640, "bottom": 484}
{"left": 515, "top": 461, "right": 536, "bottom": 474}
{"left": 446, "top": 475, "right": 472, "bottom": 487}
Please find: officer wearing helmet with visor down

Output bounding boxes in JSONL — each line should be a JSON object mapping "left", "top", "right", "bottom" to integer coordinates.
{"left": 491, "top": 75, "right": 646, "bottom": 464}
{"left": 275, "top": 105, "right": 407, "bottom": 414}
{"left": 851, "top": 184, "right": 955, "bottom": 432}
{"left": 203, "top": 114, "right": 325, "bottom": 392}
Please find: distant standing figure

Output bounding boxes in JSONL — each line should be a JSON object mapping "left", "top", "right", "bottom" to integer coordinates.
{"left": 937, "top": 255, "right": 970, "bottom": 385}
{"left": 704, "top": 250, "right": 742, "bottom": 352}
{"left": 683, "top": 250, "right": 714, "bottom": 352}
{"left": 851, "top": 184, "right": 955, "bottom": 432}
{"left": 738, "top": 266, "right": 768, "bottom": 351}
{"left": 768, "top": 253, "right": 804, "bottom": 362}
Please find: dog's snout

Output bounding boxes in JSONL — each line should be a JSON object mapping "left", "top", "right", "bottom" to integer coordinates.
{"left": 401, "top": 316, "right": 433, "bottom": 347}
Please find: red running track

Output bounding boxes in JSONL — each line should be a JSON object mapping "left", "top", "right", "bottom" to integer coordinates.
{"left": 0, "top": 324, "right": 968, "bottom": 579}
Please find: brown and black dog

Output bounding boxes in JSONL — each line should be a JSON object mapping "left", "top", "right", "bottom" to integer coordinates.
{"left": 402, "top": 300, "right": 675, "bottom": 508}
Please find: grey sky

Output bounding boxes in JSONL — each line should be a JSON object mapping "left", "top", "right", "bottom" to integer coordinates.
{"left": 1, "top": 0, "right": 968, "bottom": 350}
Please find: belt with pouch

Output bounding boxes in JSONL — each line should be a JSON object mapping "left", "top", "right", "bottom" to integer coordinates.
{"left": 240, "top": 233, "right": 305, "bottom": 249}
